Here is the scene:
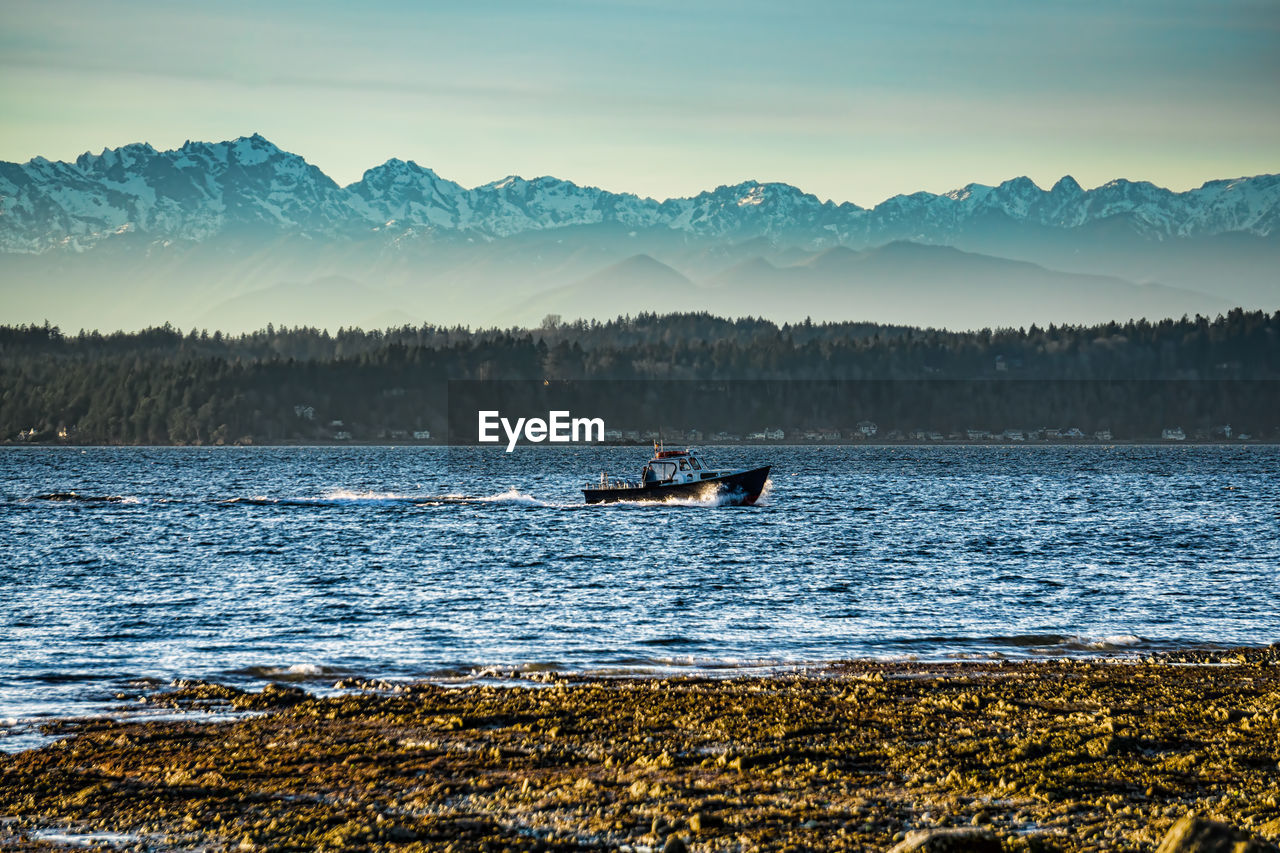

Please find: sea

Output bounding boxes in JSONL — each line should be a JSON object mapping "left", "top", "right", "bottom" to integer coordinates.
{"left": 2, "top": 445, "right": 1278, "bottom": 750}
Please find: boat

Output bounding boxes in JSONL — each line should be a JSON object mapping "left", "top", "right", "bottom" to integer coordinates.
{"left": 583, "top": 446, "right": 771, "bottom": 505}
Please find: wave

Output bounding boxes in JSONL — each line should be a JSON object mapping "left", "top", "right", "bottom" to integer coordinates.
{"left": 874, "top": 632, "right": 1168, "bottom": 659}
{"left": 228, "top": 663, "right": 352, "bottom": 682}
{"left": 1067, "top": 634, "right": 1146, "bottom": 651}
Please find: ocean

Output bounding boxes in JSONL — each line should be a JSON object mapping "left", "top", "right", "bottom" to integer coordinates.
{"left": 2, "top": 445, "right": 1277, "bottom": 750}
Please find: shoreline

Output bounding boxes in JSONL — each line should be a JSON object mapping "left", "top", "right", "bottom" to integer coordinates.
{"left": 2, "top": 440, "right": 1276, "bottom": 449}
{"left": 7, "top": 642, "right": 1280, "bottom": 756}
{"left": 3, "top": 650, "right": 1279, "bottom": 851}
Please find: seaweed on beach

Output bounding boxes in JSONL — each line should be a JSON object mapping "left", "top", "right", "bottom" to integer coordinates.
{"left": 1, "top": 652, "right": 1279, "bottom": 852}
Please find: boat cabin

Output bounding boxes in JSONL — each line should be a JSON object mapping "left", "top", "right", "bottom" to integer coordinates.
{"left": 591, "top": 447, "right": 730, "bottom": 491}
{"left": 641, "top": 449, "right": 720, "bottom": 486}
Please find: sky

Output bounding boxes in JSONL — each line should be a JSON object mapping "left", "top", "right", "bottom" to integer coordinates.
{"left": 0, "top": 0, "right": 1276, "bottom": 206}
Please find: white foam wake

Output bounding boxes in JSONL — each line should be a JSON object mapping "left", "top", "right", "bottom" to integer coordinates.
{"left": 321, "top": 489, "right": 418, "bottom": 502}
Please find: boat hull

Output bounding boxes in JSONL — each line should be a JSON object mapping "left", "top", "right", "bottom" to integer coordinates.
{"left": 583, "top": 465, "right": 771, "bottom": 505}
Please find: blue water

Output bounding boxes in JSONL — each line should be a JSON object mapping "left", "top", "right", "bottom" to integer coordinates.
{"left": 2, "top": 445, "right": 1278, "bottom": 746}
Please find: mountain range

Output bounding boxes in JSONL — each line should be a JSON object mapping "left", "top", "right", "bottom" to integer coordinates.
{"left": 1, "top": 134, "right": 1277, "bottom": 331}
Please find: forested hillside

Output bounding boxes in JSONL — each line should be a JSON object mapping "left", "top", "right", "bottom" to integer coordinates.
{"left": 2, "top": 310, "right": 1277, "bottom": 444}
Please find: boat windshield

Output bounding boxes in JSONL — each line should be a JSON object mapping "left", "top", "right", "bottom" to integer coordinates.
{"left": 651, "top": 461, "right": 676, "bottom": 481}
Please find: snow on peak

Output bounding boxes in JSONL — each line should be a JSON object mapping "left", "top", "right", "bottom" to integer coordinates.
{"left": 230, "top": 135, "right": 279, "bottom": 166}
{"left": 738, "top": 185, "right": 766, "bottom": 206}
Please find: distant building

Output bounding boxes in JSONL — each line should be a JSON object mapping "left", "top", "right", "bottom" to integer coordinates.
{"left": 763, "top": 428, "right": 784, "bottom": 440}
{"left": 856, "top": 420, "right": 878, "bottom": 437}
{"left": 412, "top": 430, "right": 431, "bottom": 440}
{"left": 1002, "top": 429, "right": 1025, "bottom": 441}
{"left": 1063, "top": 427, "right": 1085, "bottom": 439}
{"left": 994, "top": 355, "right": 1023, "bottom": 372}
{"left": 966, "top": 429, "right": 991, "bottom": 440}
{"left": 1094, "top": 429, "right": 1113, "bottom": 441}
{"left": 293, "top": 405, "right": 316, "bottom": 420}
{"left": 333, "top": 430, "right": 352, "bottom": 440}
{"left": 1161, "top": 427, "right": 1186, "bottom": 441}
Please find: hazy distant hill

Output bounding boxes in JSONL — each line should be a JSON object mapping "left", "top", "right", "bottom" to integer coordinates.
{"left": 503, "top": 243, "right": 1227, "bottom": 329}
{"left": 1, "top": 134, "right": 1276, "bottom": 331}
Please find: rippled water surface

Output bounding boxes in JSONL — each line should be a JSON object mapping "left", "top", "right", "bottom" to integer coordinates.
{"left": 2, "top": 445, "right": 1278, "bottom": 743}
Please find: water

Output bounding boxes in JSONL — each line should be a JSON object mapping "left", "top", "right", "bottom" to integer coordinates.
{"left": 2, "top": 445, "right": 1278, "bottom": 748}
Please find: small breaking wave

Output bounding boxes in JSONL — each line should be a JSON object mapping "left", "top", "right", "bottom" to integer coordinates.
{"left": 868, "top": 633, "right": 1163, "bottom": 660}
{"left": 1068, "top": 634, "right": 1146, "bottom": 651}
{"left": 229, "top": 663, "right": 352, "bottom": 682}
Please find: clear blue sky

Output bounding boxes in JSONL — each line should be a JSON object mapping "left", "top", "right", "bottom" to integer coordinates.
{"left": 1, "top": 0, "right": 1276, "bottom": 205}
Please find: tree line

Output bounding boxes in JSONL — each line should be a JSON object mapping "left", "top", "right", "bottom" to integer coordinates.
{"left": 2, "top": 309, "right": 1277, "bottom": 445}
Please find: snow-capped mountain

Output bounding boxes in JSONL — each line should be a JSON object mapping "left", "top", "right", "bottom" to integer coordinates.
{"left": 0, "top": 135, "right": 354, "bottom": 250}
{"left": 1, "top": 134, "right": 1276, "bottom": 253}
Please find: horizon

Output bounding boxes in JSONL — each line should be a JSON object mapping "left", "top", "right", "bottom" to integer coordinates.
{"left": 2, "top": 1, "right": 1277, "bottom": 206}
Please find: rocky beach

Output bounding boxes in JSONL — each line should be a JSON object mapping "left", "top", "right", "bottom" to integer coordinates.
{"left": 2, "top": 650, "right": 1278, "bottom": 852}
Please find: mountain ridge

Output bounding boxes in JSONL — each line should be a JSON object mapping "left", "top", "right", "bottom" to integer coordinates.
{"left": 2, "top": 134, "right": 1276, "bottom": 254}
{"left": 2, "top": 134, "right": 1276, "bottom": 333}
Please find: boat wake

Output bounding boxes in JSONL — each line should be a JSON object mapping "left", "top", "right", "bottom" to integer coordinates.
{"left": 31, "top": 492, "right": 143, "bottom": 504}
{"left": 603, "top": 488, "right": 756, "bottom": 508}
{"left": 219, "top": 491, "right": 424, "bottom": 508}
